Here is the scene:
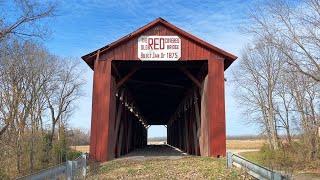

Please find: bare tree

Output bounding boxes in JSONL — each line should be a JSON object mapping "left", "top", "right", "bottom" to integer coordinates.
{"left": 68, "top": 128, "right": 90, "bottom": 146}
{"left": 0, "top": 0, "right": 56, "bottom": 41}
{"left": 43, "top": 58, "right": 84, "bottom": 151}
{"left": 0, "top": 1, "right": 86, "bottom": 177}
{"left": 247, "top": 0, "right": 320, "bottom": 82}
{"left": 0, "top": 40, "right": 84, "bottom": 176}
{"left": 286, "top": 70, "right": 320, "bottom": 160}
{"left": 233, "top": 41, "right": 285, "bottom": 150}
{"left": 274, "top": 69, "right": 295, "bottom": 144}
{"left": 0, "top": 41, "right": 47, "bottom": 172}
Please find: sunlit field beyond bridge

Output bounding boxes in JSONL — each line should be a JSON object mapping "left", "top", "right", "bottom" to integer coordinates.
{"left": 70, "top": 139, "right": 266, "bottom": 154}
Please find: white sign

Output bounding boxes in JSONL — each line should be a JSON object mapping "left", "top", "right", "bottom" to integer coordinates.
{"left": 138, "top": 36, "right": 181, "bottom": 61}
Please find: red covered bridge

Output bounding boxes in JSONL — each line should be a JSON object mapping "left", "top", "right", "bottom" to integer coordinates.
{"left": 81, "top": 18, "right": 237, "bottom": 162}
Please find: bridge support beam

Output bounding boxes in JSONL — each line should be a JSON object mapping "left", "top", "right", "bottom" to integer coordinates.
{"left": 207, "top": 57, "right": 226, "bottom": 157}
{"left": 90, "top": 59, "right": 116, "bottom": 161}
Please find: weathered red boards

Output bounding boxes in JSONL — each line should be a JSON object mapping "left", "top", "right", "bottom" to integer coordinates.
{"left": 82, "top": 18, "right": 237, "bottom": 162}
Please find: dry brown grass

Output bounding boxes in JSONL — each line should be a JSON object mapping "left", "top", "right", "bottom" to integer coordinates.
{"left": 226, "top": 139, "right": 266, "bottom": 150}
{"left": 88, "top": 157, "right": 252, "bottom": 179}
{"left": 71, "top": 139, "right": 267, "bottom": 153}
{"left": 70, "top": 145, "right": 89, "bottom": 153}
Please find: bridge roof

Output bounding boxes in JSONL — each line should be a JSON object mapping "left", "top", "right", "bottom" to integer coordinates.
{"left": 81, "top": 17, "right": 237, "bottom": 69}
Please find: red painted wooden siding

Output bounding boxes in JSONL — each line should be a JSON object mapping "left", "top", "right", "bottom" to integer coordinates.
{"left": 90, "top": 23, "right": 227, "bottom": 161}
{"left": 98, "top": 24, "right": 223, "bottom": 62}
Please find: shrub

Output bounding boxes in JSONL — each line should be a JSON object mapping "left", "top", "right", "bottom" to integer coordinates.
{"left": 256, "top": 141, "right": 320, "bottom": 174}
{"left": 67, "top": 150, "right": 82, "bottom": 160}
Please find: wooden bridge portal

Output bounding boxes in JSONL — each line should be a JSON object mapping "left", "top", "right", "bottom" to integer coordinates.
{"left": 81, "top": 18, "right": 237, "bottom": 162}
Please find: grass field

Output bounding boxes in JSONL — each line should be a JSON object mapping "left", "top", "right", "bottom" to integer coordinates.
{"left": 71, "top": 139, "right": 266, "bottom": 153}
{"left": 70, "top": 145, "right": 90, "bottom": 153}
{"left": 88, "top": 157, "right": 251, "bottom": 179}
{"left": 239, "top": 151, "right": 265, "bottom": 165}
{"left": 226, "top": 139, "right": 265, "bottom": 150}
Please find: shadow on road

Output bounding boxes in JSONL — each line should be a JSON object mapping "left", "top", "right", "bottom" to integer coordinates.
{"left": 120, "top": 144, "right": 188, "bottom": 160}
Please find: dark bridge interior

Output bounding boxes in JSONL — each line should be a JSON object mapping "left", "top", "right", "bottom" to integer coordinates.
{"left": 112, "top": 60, "right": 207, "bottom": 125}
{"left": 111, "top": 60, "right": 207, "bottom": 157}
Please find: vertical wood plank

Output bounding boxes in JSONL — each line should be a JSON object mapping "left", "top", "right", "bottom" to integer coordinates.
{"left": 207, "top": 54, "right": 226, "bottom": 157}
{"left": 90, "top": 59, "right": 114, "bottom": 161}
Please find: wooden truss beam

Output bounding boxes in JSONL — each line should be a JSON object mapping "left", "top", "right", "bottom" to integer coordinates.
{"left": 179, "top": 67, "right": 201, "bottom": 88}
{"left": 112, "top": 63, "right": 121, "bottom": 78}
{"left": 116, "top": 67, "right": 139, "bottom": 89}
{"left": 128, "top": 80, "right": 185, "bottom": 89}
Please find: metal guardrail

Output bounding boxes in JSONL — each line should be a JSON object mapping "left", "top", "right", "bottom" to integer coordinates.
{"left": 68, "top": 154, "right": 87, "bottom": 179}
{"left": 16, "top": 154, "right": 87, "bottom": 180}
{"left": 227, "top": 152, "right": 288, "bottom": 180}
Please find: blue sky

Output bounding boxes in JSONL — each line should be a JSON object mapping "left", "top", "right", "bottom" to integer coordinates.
{"left": 42, "top": 0, "right": 258, "bottom": 137}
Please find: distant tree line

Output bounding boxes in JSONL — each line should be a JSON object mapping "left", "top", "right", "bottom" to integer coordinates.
{"left": 234, "top": 0, "right": 319, "bottom": 163}
{"left": 0, "top": 0, "right": 86, "bottom": 178}
{"left": 68, "top": 128, "right": 90, "bottom": 146}
{"left": 148, "top": 137, "right": 167, "bottom": 142}
{"left": 226, "top": 135, "right": 266, "bottom": 140}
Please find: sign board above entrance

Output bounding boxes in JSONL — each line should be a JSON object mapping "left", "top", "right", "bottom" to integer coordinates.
{"left": 138, "top": 36, "right": 181, "bottom": 61}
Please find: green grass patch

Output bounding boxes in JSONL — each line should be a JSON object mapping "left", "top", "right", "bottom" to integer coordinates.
{"left": 240, "top": 151, "right": 265, "bottom": 166}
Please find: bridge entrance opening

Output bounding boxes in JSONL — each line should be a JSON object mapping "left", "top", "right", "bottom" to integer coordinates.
{"left": 111, "top": 60, "right": 206, "bottom": 157}
{"left": 147, "top": 125, "right": 167, "bottom": 145}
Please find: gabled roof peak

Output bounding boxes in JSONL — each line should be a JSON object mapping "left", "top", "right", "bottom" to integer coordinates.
{"left": 82, "top": 17, "right": 237, "bottom": 68}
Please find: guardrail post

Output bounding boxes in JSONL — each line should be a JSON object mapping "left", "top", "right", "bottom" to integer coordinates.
{"left": 82, "top": 154, "right": 87, "bottom": 177}
{"left": 66, "top": 160, "right": 73, "bottom": 180}
{"left": 272, "top": 171, "right": 282, "bottom": 180}
{"left": 226, "top": 152, "right": 233, "bottom": 168}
